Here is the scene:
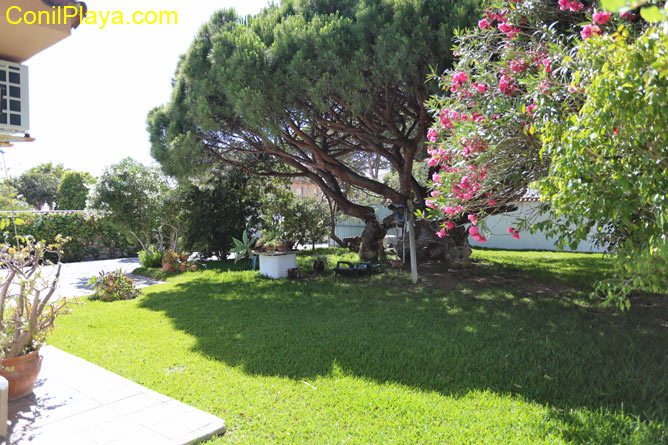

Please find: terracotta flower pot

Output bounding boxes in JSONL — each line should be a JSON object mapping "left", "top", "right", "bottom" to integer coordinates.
{"left": 0, "top": 350, "right": 42, "bottom": 401}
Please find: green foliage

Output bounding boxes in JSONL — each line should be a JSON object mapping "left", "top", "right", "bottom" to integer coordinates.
{"left": 147, "top": 0, "right": 482, "bottom": 234}
{"left": 57, "top": 171, "right": 94, "bottom": 210}
{"left": 14, "top": 163, "right": 64, "bottom": 210}
{"left": 138, "top": 249, "right": 163, "bottom": 268}
{"left": 52, "top": 249, "right": 667, "bottom": 443}
{"left": 91, "top": 158, "right": 177, "bottom": 252}
{"left": 538, "top": 26, "right": 668, "bottom": 305}
{"left": 230, "top": 230, "right": 256, "bottom": 263}
{"left": 283, "top": 197, "right": 329, "bottom": 248}
{"left": 2, "top": 212, "right": 138, "bottom": 263}
{"left": 0, "top": 181, "right": 31, "bottom": 211}
{"left": 177, "top": 167, "right": 263, "bottom": 259}
{"left": 602, "top": 0, "right": 668, "bottom": 22}
{"left": 88, "top": 269, "right": 143, "bottom": 302}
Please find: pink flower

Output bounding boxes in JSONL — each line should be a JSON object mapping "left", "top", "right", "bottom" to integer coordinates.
{"left": 427, "top": 157, "right": 438, "bottom": 167}
{"left": 620, "top": 11, "right": 638, "bottom": 21}
{"left": 479, "top": 236, "right": 487, "bottom": 243}
{"left": 512, "top": 233, "right": 521, "bottom": 240}
{"left": 580, "top": 25, "right": 600, "bottom": 40}
{"left": 451, "top": 72, "right": 469, "bottom": 86}
{"left": 499, "top": 75, "right": 515, "bottom": 96}
{"left": 444, "top": 206, "right": 455, "bottom": 215}
{"left": 498, "top": 22, "right": 520, "bottom": 38}
{"left": 593, "top": 11, "right": 611, "bottom": 25}
{"left": 454, "top": 205, "right": 463, "bottom": 213}
{"left": 445, "top": 221, "right": 455, "bottom": 230}
{"left": 427, "top": 128, "right": 439, "bottom": 142}
{"left": 558, "top": 0, "right": 571, "bottom": 10}
{"left": 541, "top": 58, "right": 552, "bottom": 73}
{"left": 508, "top": 227, "right": 516, "bottom": 234}
{"left": 613, "top": 127, "right": 620, "bottom": 136}
{"left": 510, "top": 59, "right": 528, "bottom": 73}
{"left": 469, "top": 226, "right": 479, "bottom": 236}
{"left": 432, "top": 173, "right": 441, "bottom": 183}
{"left": 476, "top": 83, "right": 488, "bottom": 93}
{"left": 489, "top": 199, "right": 496, "bottom": 205}
{"left": 479, "top": 18, "right": 491, "bottom": 30}
{"left": 437, "top": 229, "right": 446, "bottom": 238}
{"left": 468, "top": 214, "right": 478, "bottom": 226}
{"left": 539, "top": 80, "right": 549, "bottom": 94}
{"left": 570, "top": 2, "right": 584, "bottom": 11}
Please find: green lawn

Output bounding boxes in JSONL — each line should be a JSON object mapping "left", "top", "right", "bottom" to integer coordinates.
{"left": 50, "top": 249, "right": 667, "bottom": 443}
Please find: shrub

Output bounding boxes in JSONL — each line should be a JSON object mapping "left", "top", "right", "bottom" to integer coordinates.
{"left": 88, "top": 270, "right": 143, "bottom": 302}
{"left": 161, "top": 250, "right": 197, "bottom": 273}
{"left": 4, "top": 212, "right": 139, "bottom": 263}
{"left": 138, "top": 249, "right": 163, "bottom": 268}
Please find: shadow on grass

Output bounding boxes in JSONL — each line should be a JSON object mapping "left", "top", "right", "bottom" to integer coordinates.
{"left": 138, "top": 269, "right": 667, "bottom": 435}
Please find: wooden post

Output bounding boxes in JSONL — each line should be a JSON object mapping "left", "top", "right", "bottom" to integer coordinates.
{"left": 406, "top": 200, "right": 418, "bottom": 284}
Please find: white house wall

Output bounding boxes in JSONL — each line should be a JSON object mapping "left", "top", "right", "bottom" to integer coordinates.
{"left": 469, "top": 202, "right": 605, "bottom": 253}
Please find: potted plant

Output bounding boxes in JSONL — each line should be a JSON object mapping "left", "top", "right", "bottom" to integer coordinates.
{"left": 276, "top": 238, "right": 289, "bottom": 252}
{"left": 0, "top": 235, "right": 75, "bottom": 400}
{"left": 263, "top": 239, "right": 278, "bottom": 252}
{"left": 230, "top": 230, "right": 257, "bottom": 262}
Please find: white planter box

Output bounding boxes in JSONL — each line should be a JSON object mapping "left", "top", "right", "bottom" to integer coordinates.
{"left": 258, "top": 252, "right": 297, "bottom": 279}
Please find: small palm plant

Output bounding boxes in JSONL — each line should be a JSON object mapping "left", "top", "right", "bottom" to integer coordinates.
{"left": 230, "top": 230, "right": 256, "bottom": 263}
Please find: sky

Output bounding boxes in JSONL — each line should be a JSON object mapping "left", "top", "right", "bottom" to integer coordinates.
{"left": 4, "top": 0, "right": 270, "bottom": 177}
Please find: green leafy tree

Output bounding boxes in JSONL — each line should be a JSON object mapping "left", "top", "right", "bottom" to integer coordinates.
{"left": 14, "top": 163, "right": 65, "bottom": 210}
{"left": 539, "top": 26, "right": 668, "bottom": 306}
{"left": 0, "top": 181, "right": 31, "bottom": 211}
{"left": 283, "top": 197, "right": 329, "bottom": 249}
{"left": 57, "top": 171, "right": 94, "bottom": 210}
{"left": 423, "top": 0, "right": 660, "bottom": 304}
{"left": 91, "top": 158, "right": 177, "bottom": 252}
{"left": 177, "top": 167, "right": 264, "bottom": 259}
{"left": 148, "top": 0, "right": 481, "bottom": 262}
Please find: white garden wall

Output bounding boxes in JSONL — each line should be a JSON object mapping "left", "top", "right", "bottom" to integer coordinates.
{"left": 468, "top": 202, "right": 605, "bottom": 253}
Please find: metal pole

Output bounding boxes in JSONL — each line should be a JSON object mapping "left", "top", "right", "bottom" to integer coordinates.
{"left": 406, "top": 200, "right": 418, "bottom": 284}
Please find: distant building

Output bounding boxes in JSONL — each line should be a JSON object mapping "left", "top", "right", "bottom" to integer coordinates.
{"left": 1, "top": 0, "right": 86, "bottom": 145}
{"left": 290, "top": 177, "right": 322, "bottom": 200}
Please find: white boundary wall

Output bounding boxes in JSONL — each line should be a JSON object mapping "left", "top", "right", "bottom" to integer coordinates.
{"left": 469, "top": 202, "right": 605, "bottom": 253}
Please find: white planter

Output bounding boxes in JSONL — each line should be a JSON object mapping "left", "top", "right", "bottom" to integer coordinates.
{"left": 258, "top": 252, "right": 297, "bottom": 279}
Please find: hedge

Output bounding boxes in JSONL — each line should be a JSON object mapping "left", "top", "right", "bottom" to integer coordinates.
{"left": 1, "top": 211, "right": 139, "bottom": 263}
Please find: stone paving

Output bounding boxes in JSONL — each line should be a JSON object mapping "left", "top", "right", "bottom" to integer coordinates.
{"left": 40, "top": 258, "right": 160, "bottom": 300}
{"left": 5, "top": 347, "right": 226, "bottom": 445}
{"left": 2, "top": 258, "right": 225, "bottom": 444}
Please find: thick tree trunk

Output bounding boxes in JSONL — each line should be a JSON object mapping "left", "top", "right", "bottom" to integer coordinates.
{"left": 359, "top": 218, "right": 387, "bottom": 261}
{"left": 394, "top": 219, "right": 471, "bottom": 267}
{"left": 413, "top": 220, "right": 471, "bottom": 266}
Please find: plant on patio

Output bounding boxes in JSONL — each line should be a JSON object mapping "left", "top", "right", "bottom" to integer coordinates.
{"left": 0, "top": 235, "right": 75, "bottom": 399}
{"left": 88, "top": 269, "right": 143, "bottom": 302}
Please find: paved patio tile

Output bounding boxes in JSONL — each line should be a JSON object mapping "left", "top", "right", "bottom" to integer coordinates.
{"left": 4, "top": 346, "right": 226, "bottom": 444}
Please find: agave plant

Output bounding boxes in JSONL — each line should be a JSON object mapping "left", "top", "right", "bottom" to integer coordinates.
{"left": 230, "top": 230, "right": 256, "bottom": 263}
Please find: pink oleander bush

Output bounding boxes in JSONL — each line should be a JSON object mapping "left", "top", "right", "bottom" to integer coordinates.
{"left": 421, "top": 0, "right": 664, "bottom": 306}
